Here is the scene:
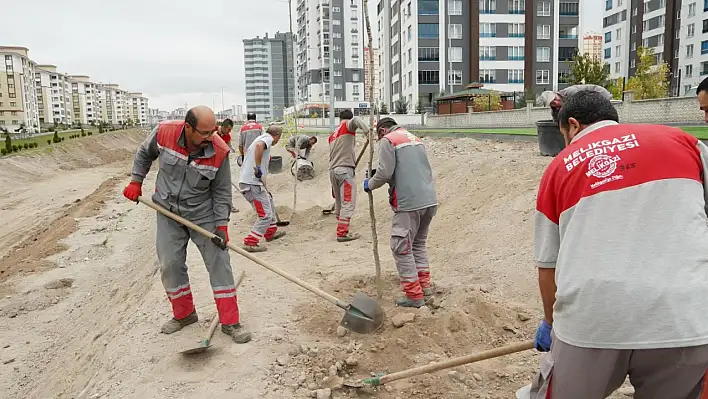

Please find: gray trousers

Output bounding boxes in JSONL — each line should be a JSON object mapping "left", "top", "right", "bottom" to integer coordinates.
{"left": 390, "top": 206, "right": 437, "bottom": 300}
{"left": 531, "top": 333, "right": 708, "bottom": 399}
{"left": 330, "top": 166, "right": 356, "bottom": 237}
{"left": 155, "top": 213, "right": 240, "bottom": 325}
{"left": 240, "top": 183, "right": 277, "bottom": 245}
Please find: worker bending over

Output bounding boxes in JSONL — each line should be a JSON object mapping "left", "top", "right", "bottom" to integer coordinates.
{"left": 285, "top": 134, "right": 317, "bottom": 161}
{"left": 238, "top": 125, "right": 286, "bottom": 252}
{"left": 530, "top": 91, "right": 708, "bottom": 398}
{"left": 364, "top": 117, "right": 437, "bottom": 308}
{"left": 237, "top": 113, "right": 263, "bottom": 166}
{"left": 329, "top": 109, "right": 369, "bottom": 242}
{"left": 122, "top": 105, "right": 251, "bottom": 344}
{"left": 217, "top": 118, "right": 235, "bottom": 153}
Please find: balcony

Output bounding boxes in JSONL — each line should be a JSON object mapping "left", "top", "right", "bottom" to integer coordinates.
{"left": 480, "top": 32, "right": 496, "bottom": 37}
{"left": 480, "top": 55, "right": 496, "bottom": 60}
{"left": 508, "top": 9, "right": 525, "bottom": 14}
{"left": 509, "top": 55, "right": 525, "bottom": 60}
{"left": 509, "top": 33, "right": 524, "bottom": 38}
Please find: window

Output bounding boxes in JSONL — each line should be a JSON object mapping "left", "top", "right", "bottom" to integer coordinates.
{"left": 658, "top": 15, "right": 665, "bottom": 28}
{"left": 537, "top": 47, "right": 551, "bottom": 62}
{"left": 9, "top": 101, "right": 16, "bottom": 107}
{"left": 605, "top": 31, "right": 612, "bottom": 43}
{"left": 536, "top": 70, "right": 550, "bottom": 84}
{"left": 538, "top": 1, "right": 551, "bottom": 16}
{"left": 480, "top": 23, "right": 497, "bottom": 37}
{"left": 418, "top": 70, "right": 440, "bottom": 84}
{"left": 508, "top": 0, "right": 524, "bottom": 14}
{"left": 418, "top": 0, "right": 438, "bottom": 15}
{"left": 615, "top": 45, "right": 621, "bottom": 57}
{"left": 509, "top": 23, "right": 524, "bottom": 37}
{"left": 559, "top": 1, "right": 579, "bottom": 16}
{"left": 333, "top": 19, "right": 341, "bottom": 25}
{"left": 408, "top": 26, "right": 412, "bottom": 40}
{"left": 480, "top": 46, "right": 497, "bottom": 60}
{"left": 508, "top": 69, "right": 524, "bottom": 83}
{"left": 606, "top": 0, "right": 612, "bottom": 10}
{"left": 686, "top": 64, "right": 694, "bottom": 78}
{"left": 615, "top": 62, "right": 621, "bottom": 73}
{"left": 702, "top": 40, "right": 708, "bottom": 55}
{"left": 480, "top": 0, "right": 496, "bottom": 14}
{"left": 616, "top": 28, "right": 622, "bottom": 40}
{"left": 449, "top": 0, "right": 462, "bottom": 15}
{"left": 631, "top": 25, "right": 636, "bottom": 34}
{"left": 449, "top": 47, "right": 463, "bottom": 62}
{"left": 633, "top": 7, "right": 637, "bottom": 16}
{"left": 688, "top": 44, "right": 695, "bottom": 58}
{"left": 333, "top": 6, "right": 340, "bottom": 12}
{"left": 448, "top": 70, "right": 462, "bottom": 85}
{"left": 508, "top": 46, "right": 524, "bottom": 60}
{"left": 538, "top": 25, "right": 551, "bottom": 40}
{"left": 704, "top": 19, "right": 708, "bottom": 33}
{"left": 675, "top": 48, "right": 679, "bottom": 58}
{"left": 418, "top": 47, "right": 440, "bottom": 61}
{"left": 418, "top": 23, "right": 439, "bottom": 38}
{"left": 448, "top": 24, "right": 462, "bottom": 39}
{"left": 689, "top": 3, "right": 697, "bottom": 17}
{"left": 479, "top": 69, "right": 496, "bottom": 83}
{"left": 604, "top": 48, "right": 611, "bottom": 59}
{"left": 408, "top": 49, "right": 412, "bottom": 63}
{"left": 689, "top": 23, "right": 696, "bottom": 38}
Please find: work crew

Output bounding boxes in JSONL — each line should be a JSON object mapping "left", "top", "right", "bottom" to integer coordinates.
{"left": 329, "top": 109, "right": 370, "bottom": 242}
{"left": 363, "top": 117, "right": 437, "bottom": 308}
{"left": 238, "top": 113, "right": 263, "bottom": 166}
{"left": 285, "top": 134, "right": 317, "bottom": 161}
{"left": 217, "top": 118, "right": 235, "bottom": 153}
{"left": 530, "top": 90, "right": 708, "bottom": 397}
{"left": 122, "top": 105, "right": 251, "bottom": 344}
{"left": 238, "top": 125, "right": 286, "bottom": 252}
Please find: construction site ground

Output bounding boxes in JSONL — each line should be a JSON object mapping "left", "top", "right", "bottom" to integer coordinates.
{"left": 0, "top": 129, "right": 634, "bottom": 398}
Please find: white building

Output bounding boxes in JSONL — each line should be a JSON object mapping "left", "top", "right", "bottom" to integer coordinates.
{"left": 0, "top": 46, "right": 40, "bottom": 133}
{"left": 678, "top": 1, "right": 706, "bottom": 95}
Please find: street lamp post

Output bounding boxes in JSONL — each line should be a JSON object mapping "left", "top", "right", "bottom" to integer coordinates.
{"left": 329, "top": 5, "right": 335, "bottom": 132}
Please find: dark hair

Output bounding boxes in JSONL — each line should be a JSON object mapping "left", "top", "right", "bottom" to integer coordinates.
{"left": 310, "top": 136, "right": 318, "bottom": 143}
{"left": 185, "top": 109, "right": 198, "bottom": 127}
{"left": 377, "top": 117, "right": 397, "bottom": 131}
{"left": 222, "top": 118, "right": 233, "bottom": 127}
{"left": 558, "top": 90, "right": 619, "bottom": 128}
{"left": 247, "top": 113, "right": 256, "bottom": 121}
{"left": 697, "top": 76, "right": 708, "bottom": 95}
{"left": 339, "top": 110, "right": 354, "bottom": 120}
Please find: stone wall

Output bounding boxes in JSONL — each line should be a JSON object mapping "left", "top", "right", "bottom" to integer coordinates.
{"left": 427, "top": 91, "right": 704, "bottom": 128}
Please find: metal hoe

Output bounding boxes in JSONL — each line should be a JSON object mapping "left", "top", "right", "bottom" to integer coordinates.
{"left": 322, "top": 138, "right": 370, "bottom": 215}
{"left": 138, "top": 197, "right": 385, "bottom": 334}
{"left": 180, "top": 270, "right": 246, "bottom": 355}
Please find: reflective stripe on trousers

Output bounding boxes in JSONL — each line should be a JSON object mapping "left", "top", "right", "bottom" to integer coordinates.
{"left": 390, "top": 206, "right": 437, "bottom": 300}
{"left": 240, "top": 183, "right": 277, "bottom": 245}
{"left": 330, "top": 166, "right": 356, "bottom": 237}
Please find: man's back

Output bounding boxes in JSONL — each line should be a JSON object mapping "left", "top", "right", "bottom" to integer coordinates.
{"left": 328, "top": 121, "right": 357, "bottom": 170}
{"left": 240, "top": 122, "right": 263, "bottom": 154}
{"left": 536, "top": 122, "right": 708, "bottom": 349}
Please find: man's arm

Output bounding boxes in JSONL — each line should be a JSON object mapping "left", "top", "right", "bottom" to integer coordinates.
{"left": 253, "top": 141, "right": 266, "bottom": 167}
{"left": 238, "top": 130, "right": 246, "bottom": 157}
{"left": 285, "top": 136, "right": 297, "bottom": 158}
{"left": 131, "top": 126, "right": 160, "bottom": 183}
{"left": 534, "top": 171, "right": 560, "bottom": 325}
{"left": 538, "top": 268, "right": 556, "bottom": 324}
{"left": 367, "top": 139, "right": 395, "bottom": 190}
{"left": 346, "top": 116, "right": 370, "bottom": 134}
{"left": 211, "top": 155, "right": 232, "bottom": 227}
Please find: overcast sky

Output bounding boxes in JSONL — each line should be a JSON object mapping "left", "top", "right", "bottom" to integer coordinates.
{"left": 1, "top": 0, "right": 601, "bottom": 112}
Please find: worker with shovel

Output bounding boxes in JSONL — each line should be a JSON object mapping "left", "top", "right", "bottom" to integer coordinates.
{"left": 329, "top": 109, "right": 370, "bottom": 242}
{"left": 237, "top": 113, "right": 263, "bottom": 167}
{"left": 529, "top": 91, "right": 708, "bottom": 398}
{"left": 363, "top": 117, "right": 437, "bottom": 308}
{"left": 122, "top": 105, "right": 251, "bottom": 344}
{"left": 238, "top": 125, "right": 287, "bottom": 252}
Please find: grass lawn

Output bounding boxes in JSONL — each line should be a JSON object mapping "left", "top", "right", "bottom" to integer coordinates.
{"left": 2, "top": 129, "right": 98, "bottom": 155}
{"left": 410, "top": 125, "right": 708, "bottom": 139}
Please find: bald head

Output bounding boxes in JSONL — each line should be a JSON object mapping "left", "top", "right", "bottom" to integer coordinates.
{"left": 185, "top": 105, "right": 216, "bottom": 129}
{"left": 184, "top": 105, "right": 217, "bottom": 150}
{"left": 266, "top": 125, "right": 282, "bottom": 145}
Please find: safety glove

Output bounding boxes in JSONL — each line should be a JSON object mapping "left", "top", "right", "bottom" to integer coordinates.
{"left": 253, "top": 165, "right": 263, "bottom": 179}
{"left": 122, "top": 181, "right": 142, "bottom": 202}
{"left": 534, "top": 319, "right": 553, "bottom": 352}
{"left": 211, "top": 226, "right": 229, "bottom": 250}
{"left": 363, "top": 179, "right": 371, "bottom": 193}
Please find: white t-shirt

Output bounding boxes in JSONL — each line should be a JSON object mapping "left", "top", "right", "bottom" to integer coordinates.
{"left": 239, "top": 133, "right": 273, "bottom": 186}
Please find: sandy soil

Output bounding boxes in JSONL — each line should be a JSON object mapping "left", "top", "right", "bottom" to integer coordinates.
{"left": 0, "top": 131, "right": 634, "bottom": 398}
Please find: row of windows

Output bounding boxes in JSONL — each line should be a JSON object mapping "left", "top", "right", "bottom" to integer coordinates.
{"left": 417, "top": 23, "right": 559, "bottom": 40}
{"left": 416, "top": 69, "right": 527, "bottom": 85}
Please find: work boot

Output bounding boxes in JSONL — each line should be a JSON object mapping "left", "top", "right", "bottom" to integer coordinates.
{"left": 337, "top": 232, "right": 361, "bottom": 242}
{"left": 266, "top": 231, "right": 287, "bottom": 242}
{"left": 423, "top": 287, "right": 433, "bottom": 297}
{"left": 222, "top": 323, "right": 252, "bottom": 344}
{"left": 160, "top": 310, "right": 198, "bottom": 334}
{"left": 241, "top": 243, "right": 267, "bottom": 253}
{"left": 395, "top": 297, "right": 425, "bottom": 308}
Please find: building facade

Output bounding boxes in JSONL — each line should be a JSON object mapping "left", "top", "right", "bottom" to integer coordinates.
{"left": 377, "top": 0, "right": 581, "bottom": 112}
{"left": 677, "top": 1, "right": 706, "bottom": 95}
{"left": 603, "top": 0, "right": 681, "bottom": 96}
{"left": 582, "top": 33, "right": 604, "bottom": 59}
{"left": 0, "top": 46, "right": 40, "bottom": 132}
{"left": 363, "top": 47, "right": 381, "bottom": 102}
{"left": 243, "top": 32, "right": 296, "bottom": 121}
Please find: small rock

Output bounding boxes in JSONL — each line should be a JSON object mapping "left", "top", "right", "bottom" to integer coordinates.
{"left": 2, "top": 344, "right": 9, "bottom": 349}
{"left": 274, "top": 334, "right": 284, "bottom": 342}
{"left": 336, "top": 326, "right": 348, "bottom": 337}
{"left": 335, "top": 361, "right": 343, "bottom": 371}
{"left": 298, "top": 375, "right": 307, "bottom": 385}
{"left": 417, "top": 306, "right": 433, "bottom": 318}
{"left": 2, "top": 358, "right": 15, "bottom": 364}
{"left": 345, "top": 356, "right": 358, "bottom": 366}
{"left": 618, "top": 386, "right": 635, "bottom": 396}
{"left": 316, "top": 388, "right": 332, "bottom": 399}
{"left": 473, "top": 373, "right": 483, "bottom": 381}
{"left": 517, "top": 313, "right": 531, "bottom": 322}
{"left": 288, "top": 346, "right": 300, "bottom": 357}
{"left": 502, "top": 324, "right": 517, "bottom": 334}
{"left": 273, "top": 365, "right": 285, "bottom": 375}
{"left": 322, "top": 375, "right": 343, "bottom": 390}
{"left": 327, "top": 327, "right": 333, "bottom": 334}
{"left": 479, "top": 285, "right": 490, "bottom": 293}
{"left": 449, "top": 370, "right": 466, "bottom": 382}
{"left": 328, "top": 365, "right": 338, "bottom": 376}
{"left": 308, "top": 348, "right": 319, "bottom": 357}
{"left": 308, "top": 390, "right": 318, "bottom": 398}
{"left": 44, "top": 278, "right": 74, "bottom": 290}
{"left": 276, "top": 355, "right": 290, "bottom": 366}
{"left": 391, "top": 313, "right": 416, "bottom": 328}
{"left": 396, "top": 338, "right": 408, "bottom": 348}
{"left": 307, "top": 383, "right": 319, "bottom": 391}
{"left": 8, "top": 312, "right": 17, "bottom": 319}
{"left": 300, "top": 344, "right": 309, "bottom": 354}
{"left": 384, "top": 385, "right": 394, "bottom": 392}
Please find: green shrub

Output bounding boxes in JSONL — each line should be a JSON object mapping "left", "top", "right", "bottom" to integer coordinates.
{"left": 23, "top": 143, "right": 28, "bottom": 149}
{"left": 47, "top": 140, "right": 51, "bottom": 145}
{"left": 61, "top": 137, "right": 65, "bottom": 141}
{"left": 87, "top": 132, "right": 93, "bottom": 136}
{"left": 12, "top": 145, "right": 17, "bottom": 152}
{"left": 81, "top": 132, "right": 86, "bottom": 137}
{"left": 98, "top": 126, "right": 104, "bottom": 133}
{"left": 52, "top": 132, "right": 60, "bottom": 143}
{"left": 1, "top": 148, "right": 6, "bottom": 155}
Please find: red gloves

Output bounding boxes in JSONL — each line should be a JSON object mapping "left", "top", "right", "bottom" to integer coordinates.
{"left": 212, "top": 225, "right": 229, "bottom": 249}
{"left": 123, "top": 181, "right": 142, "bottom": 202}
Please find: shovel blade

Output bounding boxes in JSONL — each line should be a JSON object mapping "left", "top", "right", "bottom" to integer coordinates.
{"left": 339, "top": 291, "right": 385, "bottom": 334}
{"left": 276, "top": 221, "right": 290, "bottom": 227}
{"left": 180, "top": 338, "right": 212, "bottom": 355}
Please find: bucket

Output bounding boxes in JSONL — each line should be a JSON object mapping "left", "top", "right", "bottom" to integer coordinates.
{"left": 269, "top": 155, "right": 283, "bottom": 174}
{"left": 536, "top": 120, "right": 566, "bottom": 157}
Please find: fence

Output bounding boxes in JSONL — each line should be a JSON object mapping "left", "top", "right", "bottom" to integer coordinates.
{"left": 293, "top": 113, "right": 427, "bottom": 128}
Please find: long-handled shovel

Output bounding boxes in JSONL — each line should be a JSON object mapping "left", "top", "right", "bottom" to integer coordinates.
{"left": 138, "top": 197, "right": 384, "bottom": 334}
{"left": 231, "top": 181, "right": 290, "bottom": 227}
{"left": 322, "top": 138, "right": 370, "bottom": 215}
{"left": 345, "top": 340, "right": 534, "bottom": 387}
{"left": 180, "top": 270, "right": 246, "bottom": 355}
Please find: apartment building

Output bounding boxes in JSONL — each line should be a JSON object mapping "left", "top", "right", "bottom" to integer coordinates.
{"left": 294, "top": 0, "right": 367, "bottom": 115}
{"left": 678, "top": 1, "right": 708, "bottom": 95}
{"left": 243, "top": 32, "right": 296, "bottom": 121}
{"left": 0, "top": 46, "right": 40, "bottom": 132}
{"left": 35, "top": 65, "right": 75, "bottom": 126}
{"left": 363, "top": 47, "right": 381, "bottom": 102}
{"left": 582, "top": 33, "right": 604, "bottom": 59}
{"left": 377, "top": 0, "right": 581, "bottom": 112}
{"left": 603, "top": 0, "right": 681, "bottom": 95}
{"left": 126, "top": 93, "right": 148, "bottom": 125}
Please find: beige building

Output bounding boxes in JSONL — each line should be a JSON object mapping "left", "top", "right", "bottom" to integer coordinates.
{"left": 0, "top": 46, "right": 40, "bottom": 133}
{"left": 582, "top": 34, "right": 604, "bottom": 61}
{"left": 35, "top": 65, "right": 75, "bottom": 126}
{"left": 69, "top": 75, "right": 103, "bottom": 125}
{"left": 363, "top": 47, "right": 380, "bottom": 104}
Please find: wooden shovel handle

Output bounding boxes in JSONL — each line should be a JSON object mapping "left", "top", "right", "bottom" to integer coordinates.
{"left": 137, "top": 197, "right": 349, "bottom": 310}
{"left": 355, "top": 138, "right": 370, "bottom": 167}
{"left": 380, "top": 340, "right": 535, "bottom": 385}
{"left": 205, "top": 270, "right": 246, "bottom": 341}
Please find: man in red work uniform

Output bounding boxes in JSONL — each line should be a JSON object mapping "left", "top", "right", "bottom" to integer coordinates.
{"left": 122, "top": 105, "right": 251, "bottom": 344}
{"left": 217, "top": 118, "right": 235, "bottom": 153}
{"left": 363, "top": 117, "right": 437, "bottom": 308}
{"left": 238, "top": 113, "right": 264, "bottom": 167}
{"left": 529, "top": 91, "right": 708, "bottom": 397}
{"left": 329, "top": 109, "right": 370, "bottom": 242}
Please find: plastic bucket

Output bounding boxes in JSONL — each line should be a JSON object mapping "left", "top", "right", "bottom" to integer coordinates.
{"left": 536, "top": 120, "right": 566, "bottom": 157}
{"left": 269, "top": 155, "right": 283, "bottom": 174}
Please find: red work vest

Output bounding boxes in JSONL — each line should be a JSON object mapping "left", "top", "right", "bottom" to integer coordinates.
{"left": 156, "top": 121, "right": 229, "bottom": 170}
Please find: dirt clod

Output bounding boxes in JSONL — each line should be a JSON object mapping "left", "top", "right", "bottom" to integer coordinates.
{"left": 391, "top": 313, "right": 416, "bottom": 328}
{"left": 44, "top": 278, "right": 74, "bottom": 290}
{"left": 316, "top": 387, "right": 332, "bottom": 399}
{"left": 335, "top": 326, "right": 348, "bottom": 337}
